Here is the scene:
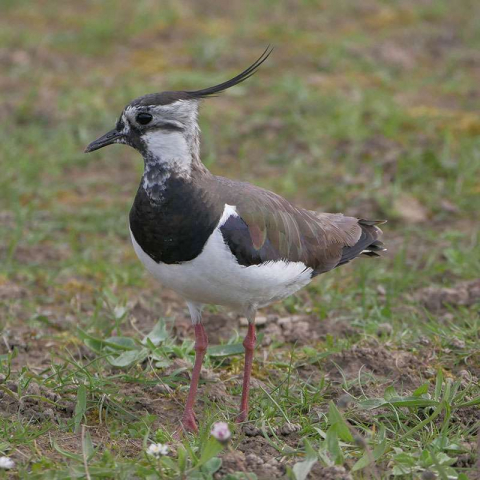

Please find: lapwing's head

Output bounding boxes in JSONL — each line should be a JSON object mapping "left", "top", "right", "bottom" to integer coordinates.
{"left": 84, "top": 47, "right": 273, "bottom": 163}
{"left": 85, "top": 92, "right": 201, "bottom": 159}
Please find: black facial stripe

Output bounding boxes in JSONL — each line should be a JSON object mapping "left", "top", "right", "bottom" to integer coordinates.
{"left": 157, "top": 122, "right": 184, "bottom": 132}
{"left": 116, "top": 118, "right": 125, "bottom": 131}
{"left": 127, "top": 119, "right": 183, "bottom": 133}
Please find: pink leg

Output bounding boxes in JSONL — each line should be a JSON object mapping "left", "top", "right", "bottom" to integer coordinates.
{"left": 181, "top": 323, "right": 208, "bottom": 432}
{"left": 237, "top": 323, "right": 256, "bottom": 423}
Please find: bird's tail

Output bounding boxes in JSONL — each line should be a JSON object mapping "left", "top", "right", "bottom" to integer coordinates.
{"left": 336, "top": 219, "right": 386, "bottom": 266}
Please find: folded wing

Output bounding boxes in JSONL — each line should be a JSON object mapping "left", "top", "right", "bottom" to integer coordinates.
{"left": 216, "top": 177, "right": 384, "bottom": 276}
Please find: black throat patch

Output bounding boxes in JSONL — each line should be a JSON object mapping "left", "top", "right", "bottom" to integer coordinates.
{"left": 129, "top": 174, "right": 223, "bottom": 264}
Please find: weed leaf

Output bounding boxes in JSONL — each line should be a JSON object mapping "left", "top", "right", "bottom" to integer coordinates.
{"left": 326, "top": 426, "right": 344, "bottom": 465}
{"left": 106, "top": 348, "right": 149, "bottom": 367}
{"left": 292, "top": 439, "right": 318, "bottom": 480}
{"left": 142, "top": 320, "right": 169, "bottom": 346}
{"left": 74, "top": 384, "right": 87, "bottom": 433}
{"left": 198, "top": 436, "right": 224, "bottom": 465}
{"left": 51, "top": 439, "right": 83, "bottom": 462}
{"left": 328, "top": 401, "right": 353, "bottom": 442}
{"left": 208, "top": 343, "right": 245, "bottom": 357}
{"left": 351, "top": 439, "right": 386, "bottom": 472}
{"left": 413, "top": 382, "right": 430, "bottom": 397}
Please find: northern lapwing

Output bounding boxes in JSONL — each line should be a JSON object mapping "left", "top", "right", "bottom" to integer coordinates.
{"left": 85, "top": 47, "right": 385, "bottom": 433}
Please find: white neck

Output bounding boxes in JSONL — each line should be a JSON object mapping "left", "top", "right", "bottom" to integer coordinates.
{"left": 143, "top": 130, "right": 192, "bottom": 176}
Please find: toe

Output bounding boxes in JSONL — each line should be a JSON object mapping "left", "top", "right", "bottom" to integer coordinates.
{"left": 181, "top": 413, "right": 198, "bottom": 433}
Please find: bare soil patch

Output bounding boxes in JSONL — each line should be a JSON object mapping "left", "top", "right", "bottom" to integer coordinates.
{"left": 170, "top": 310, "right": 357, "bottom": 348}
{"left": 325, "top": 343, "right": 429, "bottom": 391}
{"left": 0, "top": 278, "right": 28, "bottom": 301}
{"left": 217, "top": 434, "right": 353, "bottom": 479}
{"left": 7, "top": 243, "right": 71, "bottom": 264}
{"left": 216, "top": 435, "right": 286, "bottom": 479}
{"left": 0, "top": 376, "right": 75, "bottom": 423}
{"left": 415, "top": 279, "right": 480, "bottom": 312}
{"left": 123, "top": 382, "right": 183, "bottom": 431}
{"left": 258, "top": 314, "right": 357, "bottom": 346}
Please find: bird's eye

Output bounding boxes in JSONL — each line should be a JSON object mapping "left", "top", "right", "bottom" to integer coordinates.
{"left": 136, "top": 112, "right": 153, "bottom": 125}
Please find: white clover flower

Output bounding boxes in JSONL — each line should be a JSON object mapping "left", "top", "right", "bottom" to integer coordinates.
{"left": 0, "top": 456, "right": 15, "bottom": 470}
{"left": 210, "top": 422, "right": 231, "bottom": 442}
{"left": 147, "top": 443, "right": 169, "bottom": 457}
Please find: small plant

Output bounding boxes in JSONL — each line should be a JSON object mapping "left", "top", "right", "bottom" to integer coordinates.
{"left": 286, "top": 371, "right": 479, "bottom": 479}
{"left": 146, "top": 443, "right": 169, "bottom": 457}
{"left": 210, "top": 422, "right": 231, "bottom": 443}
{"left": 0, "top": 457, "right": 15, "bottom": 470}
{"left": 142, "top": 422, "right": 232, "bottom": 479}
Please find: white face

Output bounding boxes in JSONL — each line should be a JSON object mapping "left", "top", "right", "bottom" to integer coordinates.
{"left": 112, "top": 100, "right": 199, "bottom": 175}
{"left": 117, "top": 99, "right": 200, "bottom": 175}
{"left": 117, "top": 100, "right": 201, "bottom": 195}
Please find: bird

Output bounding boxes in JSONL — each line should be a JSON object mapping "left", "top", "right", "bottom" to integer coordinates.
{"left": 85, "top": 47, "right": 385, "bottom": 433}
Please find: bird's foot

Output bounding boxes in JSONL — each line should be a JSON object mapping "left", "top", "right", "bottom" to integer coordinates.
{"left": 173, "top": 413, "right": 198, "bottom": 440}
{"left": 236, "top": 410, "right": 248, "bottom": 424}
{"left": 180, "top": 410, "right": 198, "bottom": 433}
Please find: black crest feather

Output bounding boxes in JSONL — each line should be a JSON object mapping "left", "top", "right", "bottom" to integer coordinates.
{"left": 186, "top": 46, "right": 273, "bottom": 99}
{"left": 127, "top": 47, "right": 273, "bottom": 108}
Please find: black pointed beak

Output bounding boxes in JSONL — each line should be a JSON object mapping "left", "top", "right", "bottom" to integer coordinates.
{"left": 84, "top": 129, "right": 124, "bottom": 153}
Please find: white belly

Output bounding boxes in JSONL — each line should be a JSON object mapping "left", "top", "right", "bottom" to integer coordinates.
{"left": 129, "top": 207, "right": 313, "bottom": 310}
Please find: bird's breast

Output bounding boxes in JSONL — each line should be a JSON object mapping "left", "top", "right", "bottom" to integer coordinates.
{"left": 129, "top": 179, "right": 222, "bottom": 264}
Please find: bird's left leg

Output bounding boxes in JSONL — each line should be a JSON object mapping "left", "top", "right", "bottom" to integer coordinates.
{"left": 181, "top": 302, "right": 208, "bottom": 433}
{"left": 237, "top": 306, "right": 257, "bottom": 423}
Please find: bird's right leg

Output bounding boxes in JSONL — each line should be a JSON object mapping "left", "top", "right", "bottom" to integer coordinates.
{"left": 180, "top": 302, "right": 208, "bottom": 433}
{"left": 237, "top": 306, "right": 257, "bottom": 423}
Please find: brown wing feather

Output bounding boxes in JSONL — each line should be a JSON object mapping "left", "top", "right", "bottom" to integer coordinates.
{"left": 214, "top": 176, "right": 383, "bottom": 274}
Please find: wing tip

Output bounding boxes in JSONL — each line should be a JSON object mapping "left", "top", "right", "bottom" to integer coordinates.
{"left": 359, "top": 219, "right": 387, "bottom": 226}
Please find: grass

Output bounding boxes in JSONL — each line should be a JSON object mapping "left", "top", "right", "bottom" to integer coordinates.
{"left": 1, "top": 0, "right": 479, "bottom": 478}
